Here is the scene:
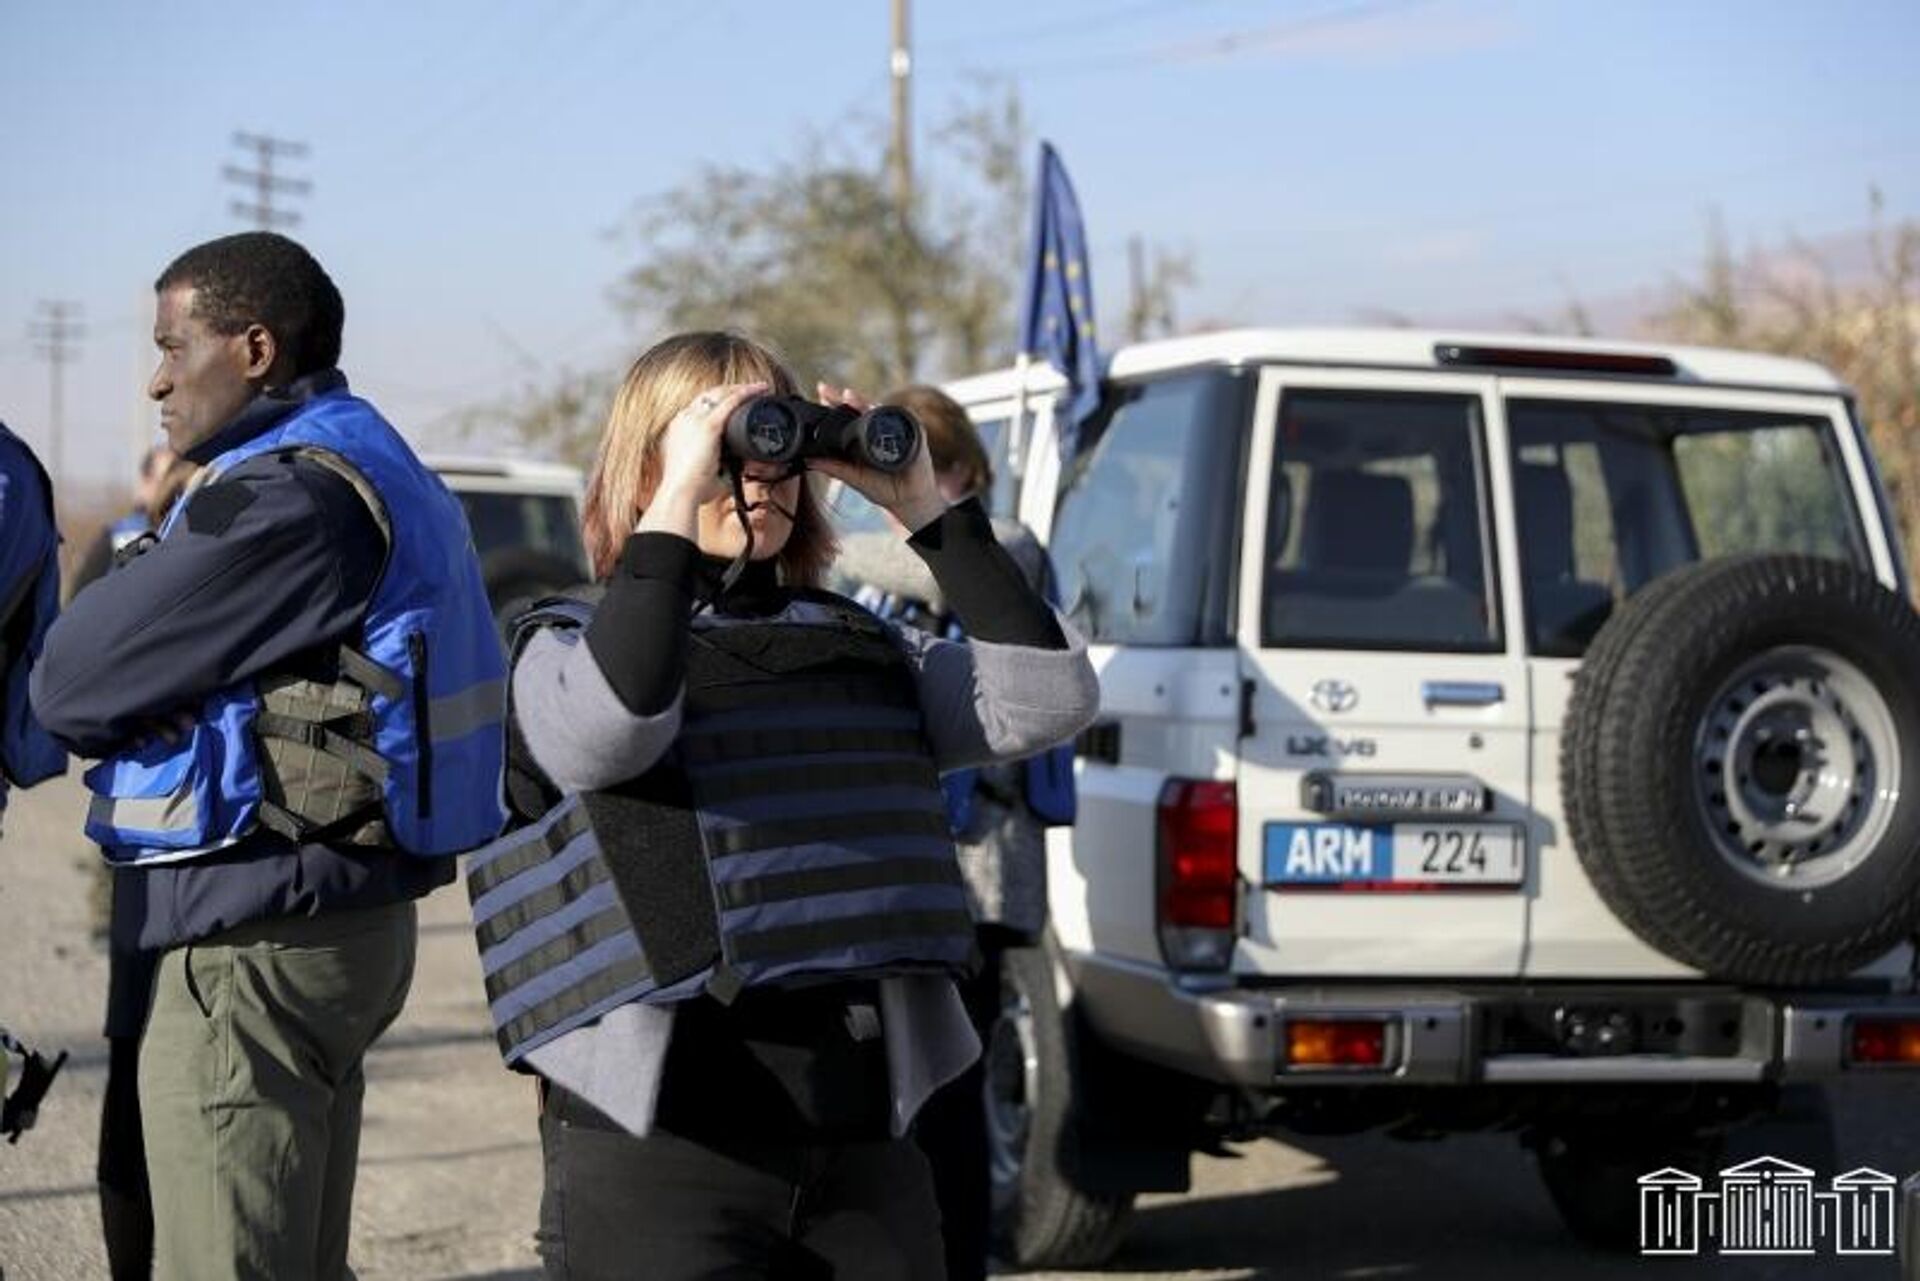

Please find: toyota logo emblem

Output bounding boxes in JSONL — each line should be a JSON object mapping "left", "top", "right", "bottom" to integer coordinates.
{"left": 1310, "top": 679, "right": 1358, "bottom": 714}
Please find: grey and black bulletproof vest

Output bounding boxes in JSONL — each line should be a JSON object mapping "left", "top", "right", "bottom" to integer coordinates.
{"left": 467, "top": 593, "right": 974, "bottom": 1067}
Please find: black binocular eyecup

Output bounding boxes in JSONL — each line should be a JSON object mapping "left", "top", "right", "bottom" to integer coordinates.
{"left": 723, "top": 396, "right": 922, "bottom": 475}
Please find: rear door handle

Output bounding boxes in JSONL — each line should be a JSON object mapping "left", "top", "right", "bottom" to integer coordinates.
{"left": 1422, "top": 681, "right": 1504, "bottom": 708}
{"left": 1077, "top": 721, "right": 1121, "bottom": 765}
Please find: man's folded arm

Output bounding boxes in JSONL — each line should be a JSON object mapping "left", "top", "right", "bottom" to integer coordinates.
{"left": 30, "top": 454, "right": 384, "bottom": 756}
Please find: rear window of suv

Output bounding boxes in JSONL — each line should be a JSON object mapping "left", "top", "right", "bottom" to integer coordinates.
{"left": 1263, "top": 390, "right": 1501, "bottom": 652}
{"left": 455, "top": 490, "right": 589, "bottom": 580}
{"left": 1508, "top": 400, "right": 1869, "bottom": 657}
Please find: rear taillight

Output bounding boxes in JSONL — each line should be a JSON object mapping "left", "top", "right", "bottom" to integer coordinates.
{"left": 1849, "top": 1017, "right": 1920, "bottom": 1066}
{"left": 1156, "top": 778, "right": 1238, "bottom": 971}
{"left": 1285, "top": 1018, "right": 1390, "bottom": 1069}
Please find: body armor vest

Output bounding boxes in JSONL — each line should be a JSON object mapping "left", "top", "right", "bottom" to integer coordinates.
{"left": 83, "top": 389, "right": 508, "bottom": 863}
{"left": 468, "top": 594, "right": 975, "bottom": 1067}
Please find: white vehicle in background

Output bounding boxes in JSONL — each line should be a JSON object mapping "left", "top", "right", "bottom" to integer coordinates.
{"left": 425, "top": 454, "right": 588, "bottom": 628}
{"left": 943, "top": 329, "right": 1920, "bottom": 1266}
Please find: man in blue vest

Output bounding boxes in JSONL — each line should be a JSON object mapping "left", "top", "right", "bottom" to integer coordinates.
{"left": 32, "top": 232, "right": 507, "bottom": 1281}
{"left": 0, "top": 419, "right": 71, "bottom": 1145}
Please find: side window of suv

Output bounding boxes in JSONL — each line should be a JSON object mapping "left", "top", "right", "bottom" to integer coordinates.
{"left": 1048, "top": 373, "right": 1240, "bottom": 645}
{"left": 1264, "top": 390, "right": 1500, "bottom": 652}
{"left": 1508, "top": 399, "right": 1870, "bottom": 657}
{"left": 969, "top": 417, "right": 1017, "bottom": 517}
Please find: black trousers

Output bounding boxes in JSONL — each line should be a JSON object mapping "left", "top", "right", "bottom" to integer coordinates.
{"left": 910, "top": 936, "right": 1008, "bottom": 1281}
{"left": 536, "top": 1087, "right": 947, "bottom": 1280}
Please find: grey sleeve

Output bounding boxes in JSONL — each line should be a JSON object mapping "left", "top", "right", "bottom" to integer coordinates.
{"left": 896, "top": 613, "right": 1100, "bottom": 772}
{"left": 512, "top": 627, "right": 683, "bottom": 794}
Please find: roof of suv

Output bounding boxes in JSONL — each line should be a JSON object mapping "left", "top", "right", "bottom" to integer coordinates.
{"left": 424, "top": 453, "right": 584, "bottom": 498}
{"left": 942, "top": 327, "right": 1847, "bottom": 403}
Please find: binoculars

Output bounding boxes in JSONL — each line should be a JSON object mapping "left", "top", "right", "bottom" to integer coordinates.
{"left": 724, "top": 396, "right": 922, "bottom": 475}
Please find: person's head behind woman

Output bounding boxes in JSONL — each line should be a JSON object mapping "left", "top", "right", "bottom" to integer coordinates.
{"left": 882, "top": 384, "right": 992, "bottom": 506}
{"left": 581, "top": 331, "right": 838, "bottom": 585}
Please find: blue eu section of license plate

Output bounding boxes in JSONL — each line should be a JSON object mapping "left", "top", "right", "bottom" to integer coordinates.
{"left": 1264, "top": 821, "right": 1524, "bottom": 889}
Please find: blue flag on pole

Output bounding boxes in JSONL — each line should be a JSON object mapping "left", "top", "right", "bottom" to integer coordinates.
{"left": 1019, "top": 141, "right": 1101, "bottom": 454}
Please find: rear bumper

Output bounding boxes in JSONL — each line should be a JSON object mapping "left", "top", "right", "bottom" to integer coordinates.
{"left": 1067, "top": 952, "right": 1920, "bottom": 1088}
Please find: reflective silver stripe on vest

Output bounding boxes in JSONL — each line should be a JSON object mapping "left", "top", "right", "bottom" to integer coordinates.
{"left": 429, "top": 678, "right": 505, "bottom": 744}
{"left": 89, "top": 789, "right": 199, "bottom": 837}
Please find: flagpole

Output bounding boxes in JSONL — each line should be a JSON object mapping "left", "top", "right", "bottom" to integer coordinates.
{"left": 1007, "top": 351, "right": 1032, "bottom": 481}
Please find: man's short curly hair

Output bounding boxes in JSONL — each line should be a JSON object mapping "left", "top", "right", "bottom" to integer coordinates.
{"left": 155, "top": 232, "right": 344, "bottom": 379}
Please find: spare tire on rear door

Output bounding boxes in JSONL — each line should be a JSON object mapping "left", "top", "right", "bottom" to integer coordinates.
{"left": 1562, "top": 554, "right": 1920, "bottom": 984}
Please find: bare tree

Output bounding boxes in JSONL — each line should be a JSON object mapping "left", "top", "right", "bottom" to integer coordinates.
{"left": 1647, "top": 194, "right": 1920, "bottom": 571}
{"left": 615, "top": 85, "right": 1033, "bottom": 393}
{"left": 476, "top": 84, "right": 1197, "bottom": 464}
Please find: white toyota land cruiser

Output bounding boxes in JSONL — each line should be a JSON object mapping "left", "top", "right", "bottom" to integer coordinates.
{"left": 942, "top": 329, "right": 1920, "bottom": 1265}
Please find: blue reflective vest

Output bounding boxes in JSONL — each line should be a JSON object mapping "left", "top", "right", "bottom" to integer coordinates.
{"left": 83, "top": 390, "right": 508, "bottom": 864}
{"left": 469, "top": 594, "right": 975, "bottom": 1067}
{"left": 0, "top": 424, "right": 67, "bottom": 804}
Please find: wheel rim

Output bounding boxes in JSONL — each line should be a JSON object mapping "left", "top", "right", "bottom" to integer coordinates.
{"left": 1692, "top": 644, "right": 1902, "bottom": 890}
{"left": 985, "top": 979, "right": 1040, "bottom": 1216}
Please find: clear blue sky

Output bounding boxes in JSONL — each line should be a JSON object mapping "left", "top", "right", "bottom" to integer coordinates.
{"left": 3, "top": 0, "right": 1917, "bottom": 492}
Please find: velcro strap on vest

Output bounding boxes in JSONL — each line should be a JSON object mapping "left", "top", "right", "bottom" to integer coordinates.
{"left": 585, "top": 787, "right": 719, "bottom": 991}
{"left": 495, "top": 951, "right": 654, "bottom": 1061}
{"left": 727, "top": 909, "right": 976, "bottom": 965}
{"left": 482, "top": 903, "right": 635, "bottom": 1005}
{"left": 690, "top": 758, "right": 938, "bottom": 807}
{"left": 677, "top": 726, "right": 926, "bottom": 767}
{"left": 467, "top": 802, "right": 594, "bottom": 899}
{"left": 687, "top": 672, "right": 918, "bottom": 715}
{"left": 337, "top": 645, "right": 405, "bottom": 703}
{"left": 474, "top": 855, "right": 612, "bottom": 953}
{"left": 255, "top": 797, "right": 388, "bottom": 846}
{"left": 704, "top": 809, "right": 952, "bottom": 860}
{"left": 253, "top": 712, "right": 392, "bottom": 785}
{"left": 687, "top": 620, "right": 903, "bottom": 684}
{"left": 714, "top": 855, "right": 964, "bottom": 911}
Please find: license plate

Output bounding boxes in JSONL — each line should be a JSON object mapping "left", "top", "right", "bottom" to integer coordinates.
{"left": 1263, "top": 821, "right": 1525, "bottom": 890}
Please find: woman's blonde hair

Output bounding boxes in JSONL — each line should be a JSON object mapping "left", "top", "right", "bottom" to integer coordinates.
{"left": 581, "top": 331, "right": 838, "bottom": 584}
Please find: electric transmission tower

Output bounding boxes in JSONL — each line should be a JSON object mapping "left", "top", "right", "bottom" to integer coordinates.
{"left": 224, "top": 132, "right": 311, "bottom": 229}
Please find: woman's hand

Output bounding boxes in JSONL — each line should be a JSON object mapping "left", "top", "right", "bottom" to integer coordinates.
{"left": 808, "top": 381, "right": 948, "bottom": 535}
{"left": 638, "top": 382, "right": 766, "bottom": 538}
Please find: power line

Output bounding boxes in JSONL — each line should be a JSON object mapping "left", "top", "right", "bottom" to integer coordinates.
{"left": 379, "top": 0, "right": 715, "bottom": 186}
{"left": 922, "top": 0, "right": 1245, "bottom": 55}
{"left": 944, "top": 0, "right": 1428, "bottom": 79}
{"left": 29, "top": 300, "right": 84, "bottom": 495}
{"left": 224, "top": 132, "right": 312, "bottom": 229}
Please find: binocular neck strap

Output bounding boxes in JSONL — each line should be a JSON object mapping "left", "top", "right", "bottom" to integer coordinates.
{"left": 693, "top": 464, "right": 755, "bottom": 617}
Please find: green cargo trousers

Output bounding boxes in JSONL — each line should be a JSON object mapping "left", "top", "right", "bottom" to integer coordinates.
{"left": 138, "top": 900, "right": 417, "bottom": 1281}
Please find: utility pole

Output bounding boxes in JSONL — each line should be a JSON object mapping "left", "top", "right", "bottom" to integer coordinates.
{"left": 883, "top": 0, "right": 919, "bottom": 383}
{"left": 29, "top": 301, "right": 83, "bottom": 496}
{"left": 224, "top": 132, "right": 311, "bottom": 230}
{"left": 889, "top": 0, "right": 912, "bottom": 217}
{"left": 1127, "top": 235, "right": 1147, "bottom": 342}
